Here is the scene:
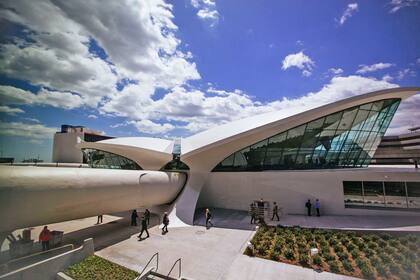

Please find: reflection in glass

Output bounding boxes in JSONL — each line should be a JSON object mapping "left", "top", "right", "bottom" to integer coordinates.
{"left": 407, "top": 182, "right": 420, "bottom": 209}
{"left": 213, "top": 99, "right": 401, "bottom": 171}
{"left": 363, "top": 181, "right": 385, "bottom": 206}
{"left": 343, "top": 181, "right": 364, "bottom": 207}
{"left": 384, "top": 182, "right": 407, "bottom": 208}
{"left": 82, "top": 149, "right": 142, "bottom": 170}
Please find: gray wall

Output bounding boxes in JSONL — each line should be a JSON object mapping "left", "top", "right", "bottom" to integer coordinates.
{"left": 198, "top": 168, "right": 420, "bottom": 216}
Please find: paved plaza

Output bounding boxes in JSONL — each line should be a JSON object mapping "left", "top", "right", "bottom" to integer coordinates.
{"left": 3, "top": 209, "right": 420, "bottom": 279}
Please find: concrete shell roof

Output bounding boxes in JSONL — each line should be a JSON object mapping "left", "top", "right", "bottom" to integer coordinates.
{"left": 77, "top": 137, "right": 174, "bottom": 170}
{"left": 181, "top": 87, "right": 419, "bottom": 159}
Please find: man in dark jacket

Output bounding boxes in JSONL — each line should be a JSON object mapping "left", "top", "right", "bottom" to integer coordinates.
{"left": 162, "top": 212, "right": 169, "bottom": 234}
{"left": 271, "top": 202, "right": 280, "bottom": 221}
{"left": 138, "top": 216, "right": 149, "bottom": 239}
{"left": 131, "top": 210, "right": 138, "bottom": 226}
{"left": 305, "top": 199, "right": 312, "bottom": 216}
{"left": 144, "top": 209, "right": 151, "bottom": 225}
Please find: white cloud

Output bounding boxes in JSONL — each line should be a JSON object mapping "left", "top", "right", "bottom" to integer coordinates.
{"left": 338, "top": 3, "right": 359, "bottom": 25}
{"left": 129, "top": 120, "right": 174, "bottom": 134}
{"left": 191, "top": 0, "right": 219, "bottom": 26}
{"left": 0, "top": 0, "right": 199, "bottom": 107}
{"left": 0, "top": 121, "right": 57, "bottom": 140}
{"left": 417, "top": 58, "right": 420, "bottom": 65}
{"left": 282, "top": 51, "right": 315, "bottom": 77}
{"left": 102, "top": 75, "right": 402, "bottom": 135}
{"left": 389, "top": 0, "right": 419, "bottom": 13}
{"left": 396, "top": 68, "right": 416, "bottom": 80}
{"left": 356, "top": 62, "right": 394, "bottom": 74}
{"left": 328, "top": 68, "right": 344, "bottom": 76}
{"left": 0, "top": 85, "right": 83, "bottom": 109}
{"left": 382, "top": 74, "right": 394, "bottom": 82}
{"left": 88, "top": 114, "right": 98, "bottom": 119}
{"left": 0, "top": 105, "right": 25, "bottom": 115}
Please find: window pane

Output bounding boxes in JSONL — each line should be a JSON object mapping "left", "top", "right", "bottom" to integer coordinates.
{"left": 363, "top": 181, "right": 385, "bottom": 206}
{"left": 82, "top": 149, "right": 142, "bottom": 170}
{"left": 323, "top": 111, "right": 343, "bottom": 130}
{"left": 264, "top": 133, "right": 287, "bottom": 168}
{"left": 384, "top": 182, "right": 407, "bottom": 208}
{"left": 233, "top": 148, "right": 249, "bottom": 170}
{"left": 407, "top": 182, "right": 420, "bottom": 209}
{"left": 337, "top": 107, "right": 358, "bottom": 131}
{"left": 343, "top": 181, "right": 364, "bottom": 207}
{"left": 247, "top": 139, "right": 268, "bottom": 170}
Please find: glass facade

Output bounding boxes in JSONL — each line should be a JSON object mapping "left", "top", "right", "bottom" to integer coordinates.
{"left": 82, "top": 149, "right": 142, "bottom": 170}
{"left": 343, "top": 181, "right": 420, "bottom": 210}
{"left": 213, "top": 99, "right": 400, "bottom": 171}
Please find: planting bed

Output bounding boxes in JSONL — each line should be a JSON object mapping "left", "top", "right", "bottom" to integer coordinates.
{"left": 245, "top": 226, "right": 420, "bottom": 280}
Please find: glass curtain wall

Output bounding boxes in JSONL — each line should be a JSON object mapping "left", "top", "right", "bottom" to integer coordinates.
{"left": 343, "top": 181, "right": 420, "bottom": 210}
{"left": 82, "top": 148, "right": 142, "bottom": 170}
{"left": 213, "top": 99, "right": 400, "bottom": 171}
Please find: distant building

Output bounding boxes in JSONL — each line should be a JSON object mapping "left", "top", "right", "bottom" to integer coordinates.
{"left": 372, "top": 128, "right": 420, "bottom": 165}
{"left": 0, "top": 157, "right": 14, "bottom": 164}
{"left": 52, "top": 125, "right": 113, "bottom": 163}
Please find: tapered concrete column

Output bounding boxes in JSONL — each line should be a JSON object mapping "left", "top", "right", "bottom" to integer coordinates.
{"left": 174, "top": 170, "right": 208, "bottom": 224}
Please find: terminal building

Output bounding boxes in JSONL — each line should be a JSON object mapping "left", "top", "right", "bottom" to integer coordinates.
{"left": 52, "top": 125, "right": 113, "bottom": 163}
{"left": 372, "top": 128, "right": 420, "bottom": 166}
{"left": 1, "top": 87, "right": 420, "bottom": 238}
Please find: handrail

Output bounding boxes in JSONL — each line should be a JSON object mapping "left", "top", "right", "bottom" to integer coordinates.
{"left": 138, "top": 252, "right": 159, "bottom": 278}
{"left": 167, "top": 258, "right": 181, "bottom": 279}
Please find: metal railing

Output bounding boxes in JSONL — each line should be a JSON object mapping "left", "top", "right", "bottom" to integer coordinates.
{"left": 167, "top": 258, "right": 181, "bottom": 279}
{"left": 138, "top": 252, "right": 159, "bottom": 279}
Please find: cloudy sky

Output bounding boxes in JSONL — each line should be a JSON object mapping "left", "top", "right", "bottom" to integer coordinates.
{"left": 0, "top": 0, "right": 419, "bottom": 161}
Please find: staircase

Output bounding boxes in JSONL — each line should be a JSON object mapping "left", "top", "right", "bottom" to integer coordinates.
{"left": 136, "top": 253, "right": 184, "bottom": 280}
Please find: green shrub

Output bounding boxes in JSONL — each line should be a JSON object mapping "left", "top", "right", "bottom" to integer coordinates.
{"left": 389, "top": 239, "right": 400, "bottom": 247}
{"left": 358, "top": 242, "right": 366, "bottom": 251}
{"left": 379, "top": 252, "right": 392, "bottom": 264}
{"left": 381, "top": 233, "right": 392, "bottom": 240}
{"left": 310, "top": 241, "right": 317, "bottom": 248}
{"left": 408, "top": 242, "right": 417, "bottom": 251}
{"left": 368, "top": 256, "right": 379, "bottom": 267}
{"left": 284, "top": 249, "right": 295, "bottom": 261}
{"left": 299, "top": 254, "right": 310, "bottom": 267}
{"left": 408, "top": 234, "right": 417, "bottom": 242}
{"left": 319, "top": 240, "right": 328, "bottom": 247}
{"left": 389, "top": 263, "right": 401, "bottom": 275}
{"left": 377, "top": 239, "right": 387, "bottom": 247}
{"left": 401, "top": 259, "right": 415, "bottom": 272}
{"left": 350, "top": 249, "right": 360, "bottom": 259}
{"left": 333, "top": 244, "right": 344, "bottom": 253}
{"left": 392, "top": 253, "right": 404, "bottom": 262}
{"left": 342, "top": 259, "right": 354, "bottom": 272}
{"left": 384, "top": 246, "right": 395, "bottom": 255}
{"left": 65, "top": 255, "right": 139, "bottom": 280}
{"left": 360, "top": 264, "right": 375, "bottom": 280}
{"left": 336, "top": 251, "right": 348, "bottom": 261}
{"left": 374, "top": 263, "right": 388, "bottom": 278}
{"left": 312, "top": 255, "right": 322, "bottom": 266}
{"left": 364, "top": 249, "right": 375, "bottom": 258}
{"left": 367, "top": 241, "right": 377, "bottom": 250}
{"left": 270, "top": 250, "right": 280, "bottom": 261}
{"left": 329, "top": 238, "right": 338, "bottom": 246}
{"left": 345, "top": 243, "right": 355, "bottom": 251}
{"left": 325, "top": 253, "right": 336, "bottom": 262}
{"left": 328, "top": 260, "right": 340, "bottom": 273}
{"left": 355, "top": 257, "right": 366, "bottom": 268}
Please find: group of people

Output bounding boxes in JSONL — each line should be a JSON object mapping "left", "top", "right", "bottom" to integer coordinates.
{"left": 305, "top": 199, "right": 321, "bottom": 216}
{"left": 250, "top": 198, "right": 280, "bottom": 225}
{"left": 130, "top": 209, "right": 170, "bottom": 239}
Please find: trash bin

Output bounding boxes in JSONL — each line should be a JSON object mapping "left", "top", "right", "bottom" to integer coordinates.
{"left": 9, "top": 240, "right": 34, "bottom": 258}
{"left": 50, "top": 231, "right": 64, "bottom": 247}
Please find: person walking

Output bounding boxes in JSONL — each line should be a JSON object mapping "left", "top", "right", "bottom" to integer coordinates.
{"left": 144, "top": 209, "right": 151, "bottom": 225}
{"left": 205, "top": 208, "right": 213, "bottom": 229}
{"left": 162, "top": 212, "right": 169, "bottom": 234}
{"left": 250, "top": 202, "right": 257, "bottom": 224}
{"left": 305, "top": 199, "right": 312, "bottom": 216}
{"left": 138, "top": 215, "right": 150, "bottom": 239}
{"left": 97, "top": 215, "right": 103, "bottom": 224}
{"left": 271, "top": 202, "right": 280, "bottom": 221}
{"left": 315, "top": 199, "right": 321, "bottom": 217}
{"left": 131, "top": 210, "right": 138, "bottom": 226}
{"left": 39, "top": 226, "right": 51, "bottom": 251}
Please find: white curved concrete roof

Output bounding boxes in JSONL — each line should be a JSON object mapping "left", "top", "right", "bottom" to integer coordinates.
{"left": 181, "top": 87, "right": 419, "bottom": 160}
{"left": 77, "top": 137, "right": 174, "bottom": 170}
{"left": 97, "top": 137, "right": 174, "bottom": 153}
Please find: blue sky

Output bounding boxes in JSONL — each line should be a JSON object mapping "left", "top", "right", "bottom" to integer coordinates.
{"left": 0, "top": 0, "right": 419, "bottom": 161}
